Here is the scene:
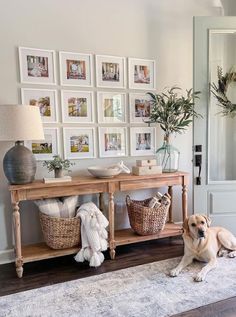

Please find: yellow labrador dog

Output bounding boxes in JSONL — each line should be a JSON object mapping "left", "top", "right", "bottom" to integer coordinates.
{"left": 170, "top": 214, "right": 236, "bottom": 282}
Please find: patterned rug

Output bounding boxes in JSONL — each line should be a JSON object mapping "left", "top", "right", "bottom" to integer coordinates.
{"left": 0, "top": 256, "right": 236, "bottom": 317}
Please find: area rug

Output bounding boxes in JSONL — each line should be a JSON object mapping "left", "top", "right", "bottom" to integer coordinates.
{"left": 0, "top": 256, "right": 236, "bottom": 317}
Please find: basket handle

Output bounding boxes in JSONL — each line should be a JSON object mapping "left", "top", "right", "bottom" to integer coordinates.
{"left": 126, "top": 195, "right": 131, "bottom": 206}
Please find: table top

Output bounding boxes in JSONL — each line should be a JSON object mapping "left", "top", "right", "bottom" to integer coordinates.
{"left": 9, "top": 171, "right": 189, "bottom": 191}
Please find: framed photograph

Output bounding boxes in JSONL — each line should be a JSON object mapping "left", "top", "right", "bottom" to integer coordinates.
{"left": 128, "top": 58, "right": 156, "bottom": 90}
{"left": 26, "top": 128, "right": 60, "bottom": 161}
{"left": 130, "top": 127, "right": 156, "bottom": 156}
{"left": 63, "top": 128, "right": 96, "bottom": 159}
{"left": 59, "top": 51, "right": 93, "bottom": 87}
{"left": 18, "top": 47, "right": 56, "bottom": 84}
{"left": 97, "top": 92, "right": 126, "bottom": 124}
{"left": 61, "top": 90, "right": 94, "bottom": 123}
{"left": 21, "top": 88, "right": 58, "bottom": 123}
{"left": 96, "top": 55, "right": 126, "bottom": 88}
{"left": 129, "top": 93, "right": 152, "bottom": 123}
{"left": 98, "top": 127, "right": 127, "bottom": 158}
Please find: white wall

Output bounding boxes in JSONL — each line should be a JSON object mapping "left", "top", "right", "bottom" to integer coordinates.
{"left": 221, "top": 0, "right": 236, "bottom": 15}
{"left": 0, "top": 0, "right": 220, "bottom": 258}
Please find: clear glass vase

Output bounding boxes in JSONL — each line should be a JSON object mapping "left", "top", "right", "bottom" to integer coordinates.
{"left": 156, "top": 135, "right": 180, "bottom": 173}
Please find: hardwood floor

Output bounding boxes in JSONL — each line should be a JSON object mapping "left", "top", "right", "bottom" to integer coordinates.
{"left": 172, "top": 297, "right": 236, "bottom": 317}
{"left": 0, "top": 237, "right": 236, "bottom": 317}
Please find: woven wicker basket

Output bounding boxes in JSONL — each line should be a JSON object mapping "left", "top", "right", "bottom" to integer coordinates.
{"left": 126, "top": 196, "right": 170, "bottom": 236}
{"left": 39, "top": 212, "right": 81, "bottom": 250}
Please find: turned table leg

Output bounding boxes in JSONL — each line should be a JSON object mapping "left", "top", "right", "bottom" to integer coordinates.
{"left": 108, "top": 192, "right": 116, "bottom": 259}
{"left": 13, "top": 202, "right": 23, "bottom": 278}
{"left": 182, "top": 185, "right": 188, "bottom": 221}
{"left": 168, "top": 186, "right": 173, "bottom": 223}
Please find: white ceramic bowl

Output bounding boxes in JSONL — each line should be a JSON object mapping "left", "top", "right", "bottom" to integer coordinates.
{"left": 87, "top": 166, "right": 120, "bottom": 178}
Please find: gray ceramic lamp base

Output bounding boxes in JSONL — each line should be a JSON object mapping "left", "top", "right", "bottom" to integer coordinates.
{"left": 3, "top": 141, "right": 36, "bottom": 185}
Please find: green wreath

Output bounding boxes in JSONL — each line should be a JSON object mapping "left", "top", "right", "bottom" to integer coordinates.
{"left": 211, "top": 66, "right": 236, "bottom": 118}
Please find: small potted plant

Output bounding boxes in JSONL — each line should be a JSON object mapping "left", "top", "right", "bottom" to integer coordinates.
{"left": 43, "top": 155, "right": 74, "bottom": 178}
{"left": 147, "top": 87, "right": 201, "bottom": 172}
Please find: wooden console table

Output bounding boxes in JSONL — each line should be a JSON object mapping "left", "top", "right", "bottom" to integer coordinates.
{"left": 9, "top": 172, "right": 189, "bottom": 278}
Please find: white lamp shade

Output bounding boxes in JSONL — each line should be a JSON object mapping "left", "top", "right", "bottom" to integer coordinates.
{"left": 0, "top": 105, "right": 45, "bottom": 141}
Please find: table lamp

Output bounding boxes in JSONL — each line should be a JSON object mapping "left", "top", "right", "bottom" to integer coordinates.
{"left": 0, "top": 105, "right": 44, "bottom": 184}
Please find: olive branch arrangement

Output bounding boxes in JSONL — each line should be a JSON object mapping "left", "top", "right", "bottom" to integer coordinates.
{"left": 147, "top": 87, "right": 201, "bottom": 138}
{"left": 211, "top": 66, "right": 236, "bottom": 118}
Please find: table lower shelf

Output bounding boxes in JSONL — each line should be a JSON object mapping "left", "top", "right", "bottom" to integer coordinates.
{"left": 114, "top": 223, "right": 182, "bottom": 246}
{"left": 22, "top": 243, "right": 80, "bottom": 263}
{"left": 21, "top": 223, "right": 182, "bottom": 263}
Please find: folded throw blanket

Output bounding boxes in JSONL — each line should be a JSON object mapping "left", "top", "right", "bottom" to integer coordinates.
{"left": 35, "top": 196, "right": 78, "bottom": 218}
{"left": 74, "top": 202, "right": 109, "bottom": 267}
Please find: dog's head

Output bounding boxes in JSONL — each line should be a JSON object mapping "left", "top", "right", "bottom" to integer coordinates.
{"left": 183, "top": 214, "right": 211, "bottom": 239}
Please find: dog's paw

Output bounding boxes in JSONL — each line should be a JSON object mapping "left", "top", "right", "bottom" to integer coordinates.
{"left": 194, "top": 273, "right": 205, "bottom": 282}
{"left": 228, "top": 251, "right": 236, "bottom": 258}
{"left": 169, "top": 268, "right": 180, "bottom": 277}
{"left": 218, "top": 249, "right": 229, "bottom": 257}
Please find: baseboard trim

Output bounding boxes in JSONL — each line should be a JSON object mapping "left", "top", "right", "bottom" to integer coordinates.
{"left": 0, "top": 249, "right": 14, "bottom": 264}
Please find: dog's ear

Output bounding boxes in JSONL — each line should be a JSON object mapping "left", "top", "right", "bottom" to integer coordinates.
{"left": 203, "top": 215, "right": 211, "bottom": 227}
{"left": 183, "top": 217, "right": 189, "bottom": 234}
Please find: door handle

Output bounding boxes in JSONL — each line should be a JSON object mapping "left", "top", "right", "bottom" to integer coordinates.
{"left": 195, "top": 154, "right": 202, "bottom": 185}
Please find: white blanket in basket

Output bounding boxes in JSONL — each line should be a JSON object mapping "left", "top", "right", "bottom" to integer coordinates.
{"left": 35, "top": 196, "right": 78, "bottom": 218}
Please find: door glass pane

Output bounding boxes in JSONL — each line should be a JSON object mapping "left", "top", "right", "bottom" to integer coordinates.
{"left": 209, "top": 30, "right": 236, "bottom": 181}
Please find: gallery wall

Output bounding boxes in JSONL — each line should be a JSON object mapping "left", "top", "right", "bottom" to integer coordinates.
{"left": 0, "top": 0, "right": 220, "bottom": 262}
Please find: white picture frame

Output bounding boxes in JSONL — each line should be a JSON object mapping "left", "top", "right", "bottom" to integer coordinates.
{"left": 59, "top": 51, "right": 93, "bottom": 87}
{"left": 96, "top": 55, "right": 126, "bottom": 89}
{"left": 98, "top": 127, "right": 127, "bottom": 158}
{"left": 61, "top": 90, "right": 94, "bottom": 123}
{"left": 21, "top": 88, "right": 58, "bottom": 123}
{"left": 128, "top": 58, "right": 156, "bottom": 90}
{"left": 63, "top": 127, "right": 96, "bottom": 159}
{"left": 129, "top": 93, "right": 152, "bottom": 123}
{"left": 18, "top": 47, "right": 56, "bottom": 85}
{"left": 130, "top": 127, "right": 156, "bottom": 156}
{"left": 97, "top": 92, "right": 126, "bottom": 124}
{"left": 26, "top": 128, "right": 60, "bottom": 161}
